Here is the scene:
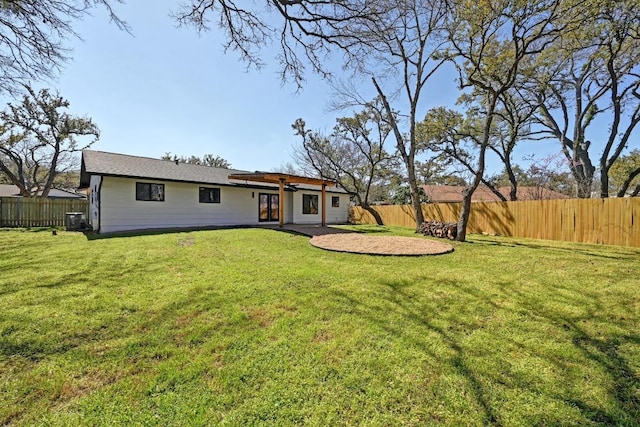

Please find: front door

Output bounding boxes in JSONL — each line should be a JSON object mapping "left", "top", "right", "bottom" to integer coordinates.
{"left": 259, "top": 193, "right": 279, "bottom": 222}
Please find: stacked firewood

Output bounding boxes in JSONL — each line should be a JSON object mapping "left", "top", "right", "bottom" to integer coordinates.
{"left": 418, "top": 220, "right": 458, "bottom": 240}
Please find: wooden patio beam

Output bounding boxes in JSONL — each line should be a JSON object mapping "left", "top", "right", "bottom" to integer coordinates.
{"left": 228, "top": 172, "right": 335, "bottom": 187}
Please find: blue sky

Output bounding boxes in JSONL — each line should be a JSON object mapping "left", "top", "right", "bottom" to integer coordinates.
{"left": 47, "top": 1, "right": 468, "bottom": 173}
{"left": 7, "top": 1, "right": 569, "bottom": 175}
{"left": 53, "top": 1, "right": 334, "bottom": 172}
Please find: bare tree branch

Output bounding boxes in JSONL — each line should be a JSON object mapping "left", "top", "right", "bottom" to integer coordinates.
{"left": 0, "top": 0, "right": 128, "bottom": 94}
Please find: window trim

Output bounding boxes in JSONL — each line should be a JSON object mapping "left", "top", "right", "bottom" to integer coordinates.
{"left": 331, "top": 196, "right": 340, "bottom": 208}
{"left": 302, "top": 194, "right": 319, "bottom": 215}
{"left": 136, "top": 182, "right": 165, "bottom": 202}
{"left": 199, "top": 187, "right": 221, "bottom": 204}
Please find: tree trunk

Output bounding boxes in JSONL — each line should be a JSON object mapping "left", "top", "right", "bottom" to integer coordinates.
{"left": 0, "top": 161, "right": 30, "bottom": 196}
{"left": 362, "top": 204, "right": 384, "bottom": 225}
{"left": 457, "top": 190, "right": 473, "bottom": 242}
{"left": 570, "top": 144, "right": 595, "bottom": 198}
{"left": 371, "top": 77, "right": 424, "bottom": 230}
{"left": 40, "top": 143, "right": 61, "bottom": 198}
{"left": 600, "top": 164, "right": 609, "bottom": 198}
{"left": 457, "top": 143, "right": 488, "bottom": 241}
{"left": 616, "top": 167, "right": 640, "bottom": 197}
{"left": 481, "top": 178, "right": 507, "bottom": 202}
{"left": 407, "top": 159, "right": 424, "bottom": 230}
{"left": 575, "top": 173, "right": 594, "bottom": 198}
{"left": 506, "top": 161, "right": 518, "bottom": 201}
{"left": 457, "top": 92, "right": 494, "bottom": 241}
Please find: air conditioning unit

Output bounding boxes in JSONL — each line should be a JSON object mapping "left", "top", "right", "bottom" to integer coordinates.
{"left": 65, "top": 212, "right": 87, "bottom": 231}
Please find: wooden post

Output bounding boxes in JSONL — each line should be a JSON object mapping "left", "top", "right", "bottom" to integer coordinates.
{"left": 321, "top": 183, "right": 326, "bottom": 227}
{"left": 279, "top": 178, "right": 285, "bottom": 228}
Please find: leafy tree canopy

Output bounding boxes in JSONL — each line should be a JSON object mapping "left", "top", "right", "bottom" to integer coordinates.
{"left": 291, "top": 98, "right": 399, "bottom": 209}
{"left": 161, "top": 152, "right": 232, "bottom": 169}
{"left": 0, "top": 85, "right": 99, "bottom": 197}
{"left": 609, "top": 149, "right": 640, "bottom": 197}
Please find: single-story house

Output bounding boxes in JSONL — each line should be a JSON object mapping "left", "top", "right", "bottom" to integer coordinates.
{"left": 79, "top": 150, "right": 350, "bottom": 233}
{"left": 422, "top": 184, "right": 570, "bottom": 203}
{"left": 0, "top": 184, "right": 86, "bottom": 199}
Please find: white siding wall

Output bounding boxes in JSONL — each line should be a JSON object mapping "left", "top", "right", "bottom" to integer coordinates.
{"left": 326, "top": 193, "right": 350, "bottom": 224}
{"left": 284, "top": 192, "right": 294, "bottom": 224}
{"left": 96, "top": 176, "right": 350, "bottom": 233}
{"left": 99, "top": 177, "right": 266, "bottom": 233}
{"left": 292, "top": 191, "right": 350, "bottom": 224}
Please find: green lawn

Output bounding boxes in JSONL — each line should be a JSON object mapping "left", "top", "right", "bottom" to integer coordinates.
{"left": 0, "top": 226, "right": 639, "bottom": 426}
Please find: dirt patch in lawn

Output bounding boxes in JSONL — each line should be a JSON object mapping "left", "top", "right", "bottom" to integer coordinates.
{"left": 310, "top": 233, "right": 454, "bottom": 256}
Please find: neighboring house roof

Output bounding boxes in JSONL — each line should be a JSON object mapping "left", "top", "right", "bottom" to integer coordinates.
{"left": 0, "top": 184, "right": 86, "bottom": 199}
{"left": 422, "top": 184, "right": 570, "bottom": 203}
{"left": 80, "top": 150, "right": 348, "bottom": 193}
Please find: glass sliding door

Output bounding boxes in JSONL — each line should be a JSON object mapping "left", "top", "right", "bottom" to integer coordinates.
{"left": 259, "top": 194, "right": 269, "bottom": 221}
{"left": 270, "top": 194, "right": 279, "bottom": 221}
{"left": 259, "top": 193, "right": 279, "bottom": 222}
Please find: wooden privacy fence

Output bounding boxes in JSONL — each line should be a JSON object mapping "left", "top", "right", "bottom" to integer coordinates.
{"left": 351, "top": 197, "right": 640, "bottom": 248}
{"left": 0, "top": 197, "right": 89, "bottom": 228}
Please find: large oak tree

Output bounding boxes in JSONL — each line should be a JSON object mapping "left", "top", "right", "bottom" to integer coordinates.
{"left": 0, "top": 86, "right": 99, "bottom": 197}
{"left": 175, "top": 0, "right": 449, "bottom": 230}
{"left": 292, "top": 98, "right": 399, "bottom": 223}
{"left": 531, "top": 0, "right": 640, "bottom": 198}
{"left": 176, "top": 0, "right": 638, "bottom": 240}
{"left": 443, "top": 0, "right": 583, "bottom": 240}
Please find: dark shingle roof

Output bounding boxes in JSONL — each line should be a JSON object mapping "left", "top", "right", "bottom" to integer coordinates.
{"left": 80, "top": 150, "right": 348, "bottom": 193}
{"left": 81, "top": 150, "right": 251, "bottom": 187}
{"left": 0, "top": 184, "right": 86, "bottom": 198}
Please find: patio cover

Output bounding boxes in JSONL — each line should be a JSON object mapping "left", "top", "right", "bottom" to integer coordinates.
{"left": 227, "top": 172, "right": 336, "bottom": 227}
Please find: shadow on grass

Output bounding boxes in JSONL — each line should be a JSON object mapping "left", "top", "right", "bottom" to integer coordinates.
{"left": 489, "top": 279, "right": 640, "bottom": 425}
{"left": 565, "top": 327, "right": 640, "bottom": 424}
{"left": 0, "top": 329, "right": 95, "bottom": 362}
{"left": 330, "top": 282, "right": 501, "bottom": 425}
{"left": 470, "top": 236, "right": 640, "bottom": 261}
{"left": 3, "top": 226, "right": 638, "bottom": 424}
{"left": 328, "top": 275, "right": 640, "bottom": 425}
{"left": 0, "top": 227, "right": 61, "bottom": 233}
{"left": 336, "top": 225, "right": 396, "bottom": 234}
{"left": 84, "top": 224, "right": 358, "bottom": 240}
{"left": 82, "top": 225, "right": 253, "bottom": 240}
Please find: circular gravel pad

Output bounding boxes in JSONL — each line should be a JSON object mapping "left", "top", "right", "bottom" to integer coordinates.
{"left": 310, "top": 233, "right": 454, "bottom": 256}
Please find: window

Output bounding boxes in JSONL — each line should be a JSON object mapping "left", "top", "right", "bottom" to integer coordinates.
{"left": 332, "top": 196, "right": 340, "bottom": 208}
{"left": 302, "top": 194, "right": 318, "bottom": 214}
{"left": 136, "top": 182, "right": 164, "bottom": 201}
{"left": 199, "top": 187, "right": 220, "bottom": 203}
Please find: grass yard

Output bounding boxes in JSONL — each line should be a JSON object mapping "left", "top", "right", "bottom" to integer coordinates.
{"left": 0, "top": 226, "right": 639, "bottom": 426}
